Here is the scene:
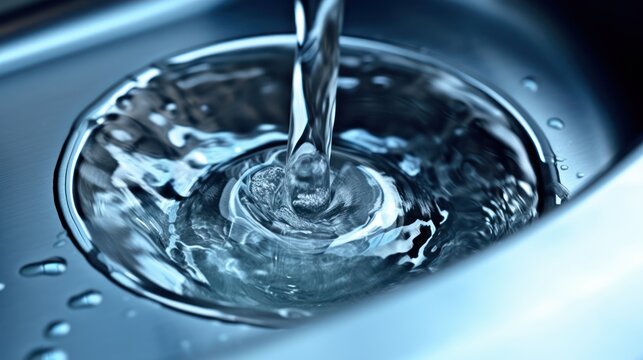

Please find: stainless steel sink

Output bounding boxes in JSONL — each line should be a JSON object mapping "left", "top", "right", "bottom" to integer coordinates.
{"left": 1, "top": 1, "right": 640, "bottom": 359}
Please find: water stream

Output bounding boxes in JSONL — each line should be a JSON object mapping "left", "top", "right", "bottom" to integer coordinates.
{"left": 284, "top": 0, "right": 343, "bottom": 215}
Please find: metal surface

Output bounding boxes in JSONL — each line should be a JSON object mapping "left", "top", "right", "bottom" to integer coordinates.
{"left": 0, "top": 0, "right": 638, "bottom": 359}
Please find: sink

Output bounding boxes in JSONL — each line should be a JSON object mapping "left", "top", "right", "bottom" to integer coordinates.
{"left": 0, "top": 0, "right": 640, "bottom": 359}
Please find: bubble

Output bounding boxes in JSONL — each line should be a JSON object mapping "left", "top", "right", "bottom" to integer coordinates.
{"left": 45, "top": 321, "right": 71, "bottom": 338}
{"left": 560, "top": 165, "right": 569, "bottom": 171}
{"left": 148, "top": 112, "right": 167, "bottom": 126}
{"left": 125, "top": 309, "right": 137, "bottom": 318}
{"left": 110, "top": 129, "right": 133, "bottom": 142}
{"left": 521, "top": 76, "right": 538, "bottom": 92}
{"left": 116, "top": 95, "right": 134, "bottom": 111}
{"left": 576, "top": 172, "right": 585, "bottom": 179}
{"left": 186, "top": 151, "right": 209, "bottom": 169}
{"left": 257, "top": 124, "right": 277, "bottom": 131}
{"left": 285, "top": 152, "right": 331, "bottom": 216}
{"left": 337, "top": 77, "right": 360, "bottom": 89}
{"left": 20, "top": 258, "right": 67, "bottom": 277}
{"left": 0, "top": 283, "right": 5, "bottom": 291}
{"left": 371, "top": 75, "right": 392, "bottom": 88}
{"left": 200, "top": 104, "right": 211, "bottom": 114}
{"left": 163, "top": 102, "right": 178, "bottom": 118}
{"left": 340, "top": 56, "right": 361, "bottom": 67}
{"left": 68, "top": 290, "right": 103, "bottom": 309}
{"left": 547, "top": 117, "right": 565, "bottom": 130}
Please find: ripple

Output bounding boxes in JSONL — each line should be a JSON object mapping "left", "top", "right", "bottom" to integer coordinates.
{"left": 57, "top": 35, "right": 555, "bottom": 325}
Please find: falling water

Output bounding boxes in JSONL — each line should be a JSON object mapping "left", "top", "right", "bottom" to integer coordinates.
{"left": 284, "top": 0, "right": 344, "bottom": 215}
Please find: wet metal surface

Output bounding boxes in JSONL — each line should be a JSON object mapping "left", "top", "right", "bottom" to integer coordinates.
{"left": 0, "top": 0, "right": 635, "bottom": 358}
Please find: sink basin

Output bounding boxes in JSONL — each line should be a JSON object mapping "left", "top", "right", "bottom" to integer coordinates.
{"left": 0, "top": 0, "right": 640, "bottom": 359}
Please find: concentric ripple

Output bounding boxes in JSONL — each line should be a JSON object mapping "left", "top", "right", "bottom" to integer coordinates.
{"left": 57, "top": 35, "right": 557, "bottom": 326}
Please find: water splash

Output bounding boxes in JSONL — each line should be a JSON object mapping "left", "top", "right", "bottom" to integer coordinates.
{"left": 284, "top": 0, "right": 344, "bottom": 215}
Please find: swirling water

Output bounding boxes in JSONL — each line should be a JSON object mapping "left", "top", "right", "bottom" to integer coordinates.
{"left": 60, "top": 35, "right": 556, "bottom": 325}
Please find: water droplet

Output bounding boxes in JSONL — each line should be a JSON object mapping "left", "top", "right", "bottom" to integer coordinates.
{"left": 124, "top": 309, "right": 137, "bottom": 318}
{"left": 0, "top": 283, "right": 5, "bottom": 291}
{"left": 68, "top": 290, "right": 102, "bottom": 309}
{"left": 27, "top": 347, "right": 68, "bottom": 360}
{"left": 547, "top": 117, "right": 565, "bottom": 130}
{"left": 560, "top": 165, "right": 569, "bottom": 171}
{"left": 521, "top": 76, "right": 538, "bottom": 92}
{"left": 56, "top": 231, "right": 67, "bottom": 239}
{"left": 45, "top": 321, "right": 71, "bottom": 338}
{"left": 576, "top": 172, "right": 585, "bottom": 179}
{"left": 218, "top": 333, "right": 230, "bottom": 342}
{"left": 20, "top": 258, "right": 67, "bottom": 277}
